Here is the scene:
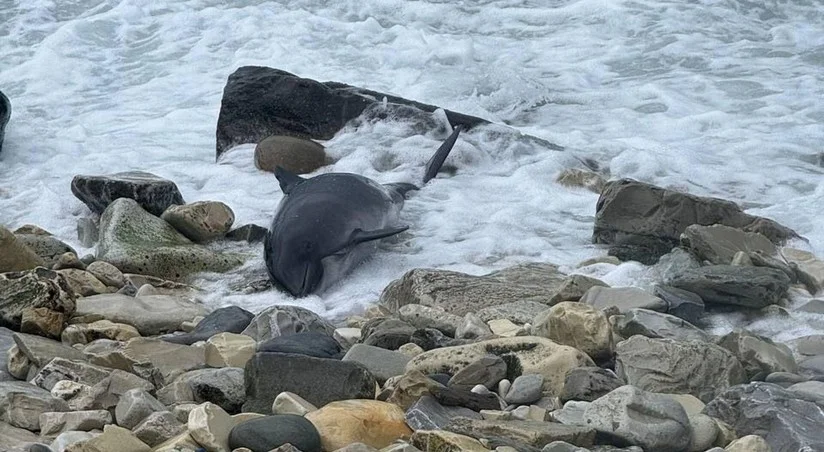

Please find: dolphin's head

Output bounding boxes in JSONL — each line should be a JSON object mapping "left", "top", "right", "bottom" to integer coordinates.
{"left": 264, "top": 229, "right": 329, "bottom": 297}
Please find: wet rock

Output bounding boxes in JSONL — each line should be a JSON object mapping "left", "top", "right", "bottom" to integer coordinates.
{"left": 71, "top": 171, "right": 184, "bottom": 216}
{"left": 405, "top": 395, "right": 482, "bottom": 430}
{"left": 254, "top": 135, "right": 328, "bottom": 174}
{"left": 39, "top": 409, "right": 112, "bottom": 435}
{"left": 532, "top": 302, "right": 613, "bottom": 360}
{"left": 556, "top": 168, "right": 606, "bottom": 193}
{"left": 560, "top": 367, "right": 624, "bottom": 402}
{"left": 0, "top": 267, "right": 76, "bottom": 332}
{"left": 447, "top": 355, "right": 507, "bottom": 390}
{"left": 241, "top": 305, "right": 336, "bottom": 342}
{"left": 163, "top": 306, "right": 253, "bottom": 345}
{"left": 380, "top": 263, "right": 570, "bottom": 317}
{"left": 0, "top": 226, "right": 45, "bottom": 272}
{"left": 242, "top": 352, "right": 376, "bottom": 413}
{"left": 115, "top": 388, "right": 166, "bottom": 429}
{"left": 406, "top": 336, "right": 595, "bottom": 397}
{"left": 343, "top": 344, "right": 411, "bottom": 384}
{"left": 670, "top": 265, "right": 790, "bottom": 308}
{"left": 704, "top": 382, "right": 824, "bottom": 452}
{"left": 580, "top": 286, "right": 667, "bottom": 313}
{"left": 229, "top": 414, "right": 321, "bottom": 452}
{"left": 97, "top": 198, "right": 242, "bottom": 279}
{"left": 73, "top": 293, "right": 208, "bottom": 336}
{"left": 583, "top": 385, "right": 690, "bottom": 452}
{"left": 132, "top": 410, "right": 184, "bottom": 447}
{"left": 611, "top": 308, "right": 711, "bottom": 342}
{"left": 215, "top": 66, "right": 491, "bottom": 159}
{"left": 616, "top": 335, "right": 746, "bottom": 403}
{"left": 306, "top": 400, "right": 412, "bottom": 450}
{"left": 680, "top": 224, "right": 776, "bottom": 265}
{"left": 161, "top": 201, "right": 235, "bottom": 243}
{"left": 717, "top": 329, "right": 797, "bottom": 379}
{"left": 651, "top": 285, "right": 705, "bottom": 324}
{"left": 225, "top": 223, "right": 268, "bottom": 243}
{"left": 592, "top": 179, "right": 798, "bottom": 263}
{"left": 258, "top": 331, "right": 343, "bottom": 359}
{"left": 0, "top": 381, "right": 69, "bottom": 431}
{"left": 446, "top": 417, "right": 595, "bottom": 449}
{"left": 205, "top": 332, "right": 256, "bottom": 368}
{"left": 783, "top": 247, "right": 824, "bottom": 293}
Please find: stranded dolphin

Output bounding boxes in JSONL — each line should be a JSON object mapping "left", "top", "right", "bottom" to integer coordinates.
{"left": 264, "top": 125, "right": 463, "bottom": 297}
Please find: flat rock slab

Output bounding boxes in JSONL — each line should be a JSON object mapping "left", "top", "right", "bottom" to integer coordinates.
{"left": 242, "top": 352, "right": 376, "bottom": 413}
{"left": 445, "top": 418, "right": 596, "bottom": 448}
{"left": 680, "top": 224, "right": 776, "bottom": 265}
{"left": 14, "top": 332, "right": 88, "bottom": 368}
{"left": 405, "top": 395, "right": 482, "bottom": 431}
{"left": 97, "top": 198, "right": 243, "bottom": 279}
{"left": 342, "top": 344, "right": 411, "bottom": 383}
{"left": 669, "top": 265, "right": 790, "bottom": 308}
{"left": 704, "top": 382, "right": 824, "bottom": 452}
{"left": 380, "top": 263, "right": 569, "bottom": 317}
{"left": 592, "top": 179, "right": 798, "bottom": 262}
{"left": 73, "top": 293, "right": 209, "bottom": 336}
{"left": 71, "top": 171, "right": 184, "bottom": 216}
{"left": 0, "top": 381, "right": 70, "bottom": 431}
{"left": 612, "top": 308, "right": 712, "bottom": 343}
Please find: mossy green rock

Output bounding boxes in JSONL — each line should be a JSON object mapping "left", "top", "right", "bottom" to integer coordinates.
{"left": 97, "top": 198, "right": 243, "bottom": 279}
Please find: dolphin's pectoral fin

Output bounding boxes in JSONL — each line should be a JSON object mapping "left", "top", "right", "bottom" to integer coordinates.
{"left": 274, "top": 166, "right": 307, "bottom": 194}
{"left": 423, "top": 124, "right": 463, "bottom": 184}
{"left": 350, "top": 226, "right": 409, "bottom": 244}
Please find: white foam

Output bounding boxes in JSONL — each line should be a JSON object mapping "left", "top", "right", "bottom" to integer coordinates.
{"left": 1, "top": 1, "right": 823, "bottom": 338}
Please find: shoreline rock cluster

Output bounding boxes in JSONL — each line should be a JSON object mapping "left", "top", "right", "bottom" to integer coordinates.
{"left": 1, "top": 69, "right": 823, "bottom": 451}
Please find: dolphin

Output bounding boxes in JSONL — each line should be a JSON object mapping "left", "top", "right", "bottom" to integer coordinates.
{"left": 264, "top": 125, "right": 463, "bottom": 297}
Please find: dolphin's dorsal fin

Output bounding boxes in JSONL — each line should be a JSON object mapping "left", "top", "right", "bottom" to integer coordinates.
{"left": 423, "top": 124, "right": 463, "bottom": 184}
{"left": 274, "top": 166, "right": 306, "bottom": 194}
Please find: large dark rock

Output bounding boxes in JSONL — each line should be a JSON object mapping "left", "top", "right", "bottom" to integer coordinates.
{"left": 560, "top": 367, "right": 624, "bottom": 403}
{"left": 242, "top": 352, "right": 376, "bottom": 413}
{"left": 71, "top": 171, "right": 185, "bottom": 216}
{"left": 0, "top": 267, "right": 76, "bottom": 331}
{"left": 361, "top": 318, "right": 416, "bottom": 350}
{"left": 669, "top": 265, "right": 790, "bottom": 308}
{"left": 0, "top": 90, "right": 9, "bottom": 154}
{"left": 215, "top": 66, "right": 498, "bottom": 159}
{"left": 257, "top": 331, "right": 343, "bottom": 359}
{"left": 405, "top": 395, "right": 482, "bottom": 430}
{"left": 229, "top": 414, "right": 321, "bottom": 452}
{"left": 241, "top": 305, "right": 336, "bottom": 342}
{"left": 162, "top": 306, "right": 254, "bottom": 345}
{"left": 592, "top": 179, "right": 799, "bottom": 263}
{"left": 703, "top": 382, "right": 824, "bottom": 452}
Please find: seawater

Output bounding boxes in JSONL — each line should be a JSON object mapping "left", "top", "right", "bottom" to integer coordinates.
{"left": 1, "top": 1, "right": 823, "bottom": 339}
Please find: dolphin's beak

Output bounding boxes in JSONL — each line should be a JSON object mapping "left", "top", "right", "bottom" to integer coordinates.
{"left": 279, "top": 262, "right": 321, "bottom": 298}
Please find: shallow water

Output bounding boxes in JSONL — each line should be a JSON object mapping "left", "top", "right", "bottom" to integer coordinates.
{"left": 1, "top": 1, "right": 823, "bottom": 337}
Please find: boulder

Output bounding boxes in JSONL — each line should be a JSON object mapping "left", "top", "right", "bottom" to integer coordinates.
{"left": 0, "top": 327, "right": 16, "bottom": 381}
{"left": 91, "top": 337, "right": 205, "bottom": 387}
{"left": 0, "top": 420, "right": 43, "bottom": 450}
{"left": 56, "top": 268, "right": 109, "bottom": 296}
{"left": 615, "top": 336, "right": 746, "bottom": 403}
{"left": 560, "top": 367, "right": 624, "bottom": 403}
{"left": 406, "top": 337, "right": 595, "bottom": 397}
{"left": 532, "top": 302, "right": 613, "bottom": 360}
{"left": 611, "top": 308, "right": 711, "bottom": 342}
{"left": 114, "top": 388, "right": 166, "bottom": 429}
{"left": 0, "top": 267, "right": 75, "bottom": 331}
{"left": 73, "top": 293, "right": 208, "bottom": 336}
{"left": 71, "top": 171, "right": 184, "bottom": 216}
{"left": 380, "top": 263, "right": 571, "bottom": 317}
{"left": 582, "top": 385, "right": 691, "bottom": 452}
{"left": 96, "top": 198, "right": 242, "bottom": 279}
{"left": 651, "top": 285, "right": 705, "bottom": 324}
{"left": 783, "top": 247, "right": 824, "bottom": 293}
{"left": 592, "top": 179, "right": 799, "bottom": 263}
{"left": 31, "top": 357, "right": 112, "bottom": 391}
{"left": 580, "top": 286, "right": 667, "bottom": 313}
{"left": 305, "top": 400, "right": 412, "bottom": 450}
{"left": 405, "top": 395, "right": 482, "bottom": 431}
{"left": 342, "top": 344, "right": 411, "bottom": 383}
{"left": 254, "top": 135, "right": 328, "bottom": 174}
{"left": 241, "top": 305, "right": 336, "bottom": 342}
{"left": 704, "top": 382, "right": 824, "bottom": 452}
{"left": 0, "top": 226, "right": 45, "bottom": 272}
{"left": 272, "top": 391, "right": 318, "bottom": 416}
{"left": 680, "top": 224, "right": 776, "bottom": 265}
{"left": 63, "top": 424, "right": 150, "bottom": 452}
{"left": 160, "top": 201, "right": 235, "bottom": 242}
{"left": 85, "top": 260, "right": 126, "bottom": 288}
{"left": 228, "top": 414, "right": 321, "bottom": 452}
{"left": 131, "top": 410, "right": 184, "bottom": 447}
{"left": 717, "top": 329, "right": 797, "bottom": 379}
{"left": 398, "top": 304, "right": 463, "bottom": 337}
{"left": 242, "top": 352, "right": 376, "bottom": 413}
{"left": 215, "top": 66, "right": 498, "bottom": 159}
{"left": 205, "top": 332, "right": 256, "bottom": 368}
{"left": 669, "top": 265, "right": 790, "bottom": 308}
{"left": 258, "top": 331, "right": 343, "bottom": 359}
{"left": 13, "top": 230, "right": 76, "bottom": 268}
{"left": 162, "top": 305, "right": 253, "bottom": 345}
{"left": 0, "top": 381, "right": 69, "bottom": 431}
{"left": 157, "top": 367, "right": 245, "bottom": 413}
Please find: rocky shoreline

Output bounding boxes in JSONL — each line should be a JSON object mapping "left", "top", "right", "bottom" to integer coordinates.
{"left": 1, "top": 69, "right": 824, "bottom": 452}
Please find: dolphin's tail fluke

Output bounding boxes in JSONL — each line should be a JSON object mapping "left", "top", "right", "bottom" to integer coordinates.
{"left": 423, "top": 124, "right": 463, "bottom": 184}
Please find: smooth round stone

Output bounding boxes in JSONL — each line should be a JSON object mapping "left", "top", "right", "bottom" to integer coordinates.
{"left": 254, "top": 135, "right": 327, "bottom": 174}
{"left": 257, "top": 332, "right": 342, "bottom": 359}
{"left": 505, "top": 374, "right": 544, "bottom": 405}
{"left": 228, "top": 415, "right": 321, "bottom": 452}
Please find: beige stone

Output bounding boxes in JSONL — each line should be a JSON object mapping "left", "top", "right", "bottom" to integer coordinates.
{"left": 334, "top": 328, "right": 362, "bottom": 349}
{"left": 152, "top": 431, "right": 201, "bottom": 452}
{"left": 783, "top": 247, "right": 824, "bottom": 293}
{"left": 39, "top": 409, "right": 113, "bottom": 435}
{"left": 86, "top": 337, "right": 205, "bottom": 386}
{"left": 7, "top": 344, "right": 31, "bottom": 380}
{"left": 409, "top": 430, "right": 489, "bottom": 452}
{"left": 0, "top": 225, "right": 45, "bottom": 272}
{"left": 188, "top": 402, "right": 233, "bottom": 452}
{"left": 272, "top": 391, "right": 318, "bottom": 416}
{"left": 62, "top": 320, "right": 141, "bottom": 346}
{"left": 556, "top": 168, "right": 606, "bottom": 193}
{"left": 659, "top": 393, "right": 705, "bottom": 416}
{"left": 689, "top": 413, "right": 719, "bottom": 452}
{"left": 385, "top": 370, "right": 442, "bottom": 411}
{"left": 21, "top": 307, "right": 66, "bottom": 339}
{"left": 58, "top": 269, "right": 110, "bottom": 296}
{"left": 161, "top": 201, "right": 235, "bottom": 243}
{"left": 398, "top": 343, "right": 425, "bottom": 358}
{"left": 487, "top": 319, "right": 524, "bottom": 337}
{"left": 532, "top": 302, "right": 613, "bottom": 360}
{"left": 205, "top": 333, "right": 255, "bottom": 368}
{"left": 254, "top": 135, "right": 327, "bottom": 174}
{"left": 725, "top": 434, "right": 771, "bottom": 452}
{"left": 306, "top": 400, "right": 413, "bottom": 450}
{"left": 85, "top": 260, "right": 126, "bottom": 288}
{"left": 406, "top": 337, "right": 594, "bottom": 397}
{"left": 714, "top": 419, "right": 738, "bottom": 447}
{"left": 66, "top": 424, "right": 150, "bottom": 452}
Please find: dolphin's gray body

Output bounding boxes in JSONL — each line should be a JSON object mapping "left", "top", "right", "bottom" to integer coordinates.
{"left": 265, "top": 125, "right": 463, "bottom": 297}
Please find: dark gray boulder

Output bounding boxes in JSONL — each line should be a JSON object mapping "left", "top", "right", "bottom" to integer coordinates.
{"left": 405, "top": 395, "right": 482, "bottom": 431}
{"left": 560, "top": 367, "right": 624, "bottom": 403}
{"left": 242, "top": 352, "right": 375, "bottom": 413}
{"left": 215, "top": 66, "right": 497, "bottom": 160}
{"left": 361, "top": 318, "right": 416, "bottom": 350}
{"left": 651, "top": 285, "right": 704, "bottom": 324}
{"left": 257, "top": 331, "right": 343, "bottom": 359}
{"left": 592, "top": 179, "right": 799, "bottom": 263}
{"left": 162, "top": 306, "right": 254, "bottom": 345}
{"left": 0, "top": 90, "right": 9, "bottom": 154}
{"left": 703, "top": 382, "right": 824, "bottom": 452}
{"left": 669, "top": 265, "right": 790, "bottom": 308}
{"left": 71, "top": 171, "right": 184, "bottom": 216}
{"left": 229, "top": 414, "right": 321, "bottom": 452}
